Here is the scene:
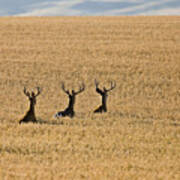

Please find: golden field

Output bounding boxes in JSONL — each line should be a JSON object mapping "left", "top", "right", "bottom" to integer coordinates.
{"left": 0, "top": 16, "right": 180, "bottom": 179}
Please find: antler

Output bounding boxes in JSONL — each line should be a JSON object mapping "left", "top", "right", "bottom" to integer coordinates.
{"left": 74, "top": 83, "right": 85, "bottom": 95}
{"left": 61, "top": 82, "right": 70, "bottom": 95}
{"left": 35, "top": 87, "right": 42, "bottom": 97}
{"left": 94, "top": 79, "right": 99, "bottom": 88}
{"left": 95, "top": 79, "right": 105, "bottom": 95}
{"left": 104, "top": 81, "right": 116, "bottom": 92}
{"left": 23, "top": 87, "right": 30, "bottom": 97}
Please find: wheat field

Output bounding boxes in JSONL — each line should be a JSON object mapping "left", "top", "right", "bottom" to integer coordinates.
{"left": 0, "top": 16, "right": 180, "bottom": 179}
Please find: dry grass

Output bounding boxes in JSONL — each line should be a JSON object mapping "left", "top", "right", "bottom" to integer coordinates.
{"left": 0, "top": 16, "right": 180, "bottom": 179}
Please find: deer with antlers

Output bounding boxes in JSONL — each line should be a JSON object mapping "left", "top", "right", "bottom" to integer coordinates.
{"left": 19, "top": 87, "right": 42, "bottom": 124}
{"left": 54, "top": 82, "right": 85, "bottom": 118}
{"left": 94, "top": 79, "right": 116, "bottom": 113}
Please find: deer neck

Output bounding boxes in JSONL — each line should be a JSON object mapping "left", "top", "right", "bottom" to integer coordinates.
{"left": 29, "top": 101, "right": 35, "bottom": 113}
{"left": 68, "top": 95, "right": 75, "bottom": 110}
{"left": 102, "top": 93, "right": 107, "bottom": 111}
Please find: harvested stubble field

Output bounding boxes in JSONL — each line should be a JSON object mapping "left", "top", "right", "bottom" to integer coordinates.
{"left": 0, "top": 16, "right": 180, "bottom": 179}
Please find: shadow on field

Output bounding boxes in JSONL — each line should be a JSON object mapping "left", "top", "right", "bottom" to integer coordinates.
{"left": 36, "top": 119, "right": 64, "bottom": 125}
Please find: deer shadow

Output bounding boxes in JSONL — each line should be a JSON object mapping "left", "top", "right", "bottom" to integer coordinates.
{"left": 36, "top": 119, "right": 64, "bottom": 125}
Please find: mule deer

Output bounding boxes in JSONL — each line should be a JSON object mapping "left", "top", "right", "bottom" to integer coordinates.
{"left": 55, "top": 82, "right": 85, "bottom": 118}
{"left": 94, "top": 79, "right": 116, "bottom": 113}
{"left": 19, "top": 87, "right": 42, "bottom": 124}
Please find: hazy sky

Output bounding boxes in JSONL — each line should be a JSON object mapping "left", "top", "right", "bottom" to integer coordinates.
{"left": 0, "top": 0, "right": 179, "bottom": 16}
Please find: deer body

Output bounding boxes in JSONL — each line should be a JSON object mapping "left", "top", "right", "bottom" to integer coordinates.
{"left": 56, "top": 94, "right": 75, "bottom": 118}
{"left": 55, "top": 83, "right": 85, "bottom": 118}
{"left": 94, "top": 93, "right": 107, "bottom": 113}
{"left": 19, "top": 98, "right": 36, "bottom": 123}
{"left": 94, "top": 80, "right": 116, "bottom": 113}
{"left": 19, "top": 87, "right": 41, "bottom": 124}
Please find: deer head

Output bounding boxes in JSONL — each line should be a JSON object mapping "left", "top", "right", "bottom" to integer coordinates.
{"left": 95, "top": 79, "right": 116, "bottom": 94}
{"left": 23, "top": 87, "right": 42, "bottom": 105}
{"left": 61, "top": 82, "right": 85, "bottom": 96}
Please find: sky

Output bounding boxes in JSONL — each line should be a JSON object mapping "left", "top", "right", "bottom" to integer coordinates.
{"left": 0, "top": 0, "right": 179, "bottom": 16}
